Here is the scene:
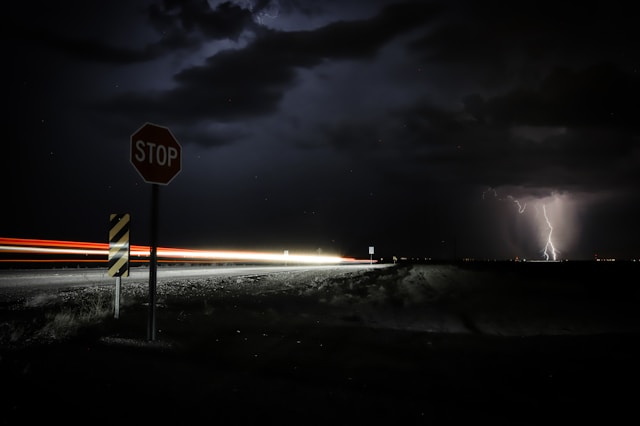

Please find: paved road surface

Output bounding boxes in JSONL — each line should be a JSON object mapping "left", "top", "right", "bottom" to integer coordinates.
{"left": 0, "top": 264, "right": 389, "bottom": 290}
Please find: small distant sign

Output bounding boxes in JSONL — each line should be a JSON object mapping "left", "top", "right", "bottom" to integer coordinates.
{"left": 369, "top": 246, "right": 374, "bottom": 255}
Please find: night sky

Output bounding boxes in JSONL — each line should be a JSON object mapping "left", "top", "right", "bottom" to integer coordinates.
{"left": 3, "top": 0, "right": 639, "bottom": 261}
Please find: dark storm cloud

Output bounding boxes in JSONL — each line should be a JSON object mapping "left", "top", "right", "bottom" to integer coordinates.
{"left": 11, "top": 29, "right": 196, "bottom": 64}
{"left": 101, "top": 2, "right": 442, "bottom": 129}
{"left": 486, "top": 64, "right": 640, "bottom": 128}
{"left": 482, "top": 63, "right": 639, "bottom": 188}
{"left": 7, "top": 1, "right": 258, "bottom": 64}
{"left": 410, "top": 0, "right": 638, "bottom": 84}
{"left": 458, "top": 64, "right": 639, "bottom": 189}
{"left": 360, "top": 0, "right": 640, "bottom": 199}
{"left": 147, "top": 0, "right": 258, "bottom": 41}
{"left": 388, "top": 66, "right": 639, "bottom": 193}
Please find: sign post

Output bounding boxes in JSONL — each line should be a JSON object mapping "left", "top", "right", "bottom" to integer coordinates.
{"left": 148, "top": 184, "right": 158, "bottom": 341}
{"left": 130, "top": 122, "right": 182, "bottom": 341}
{"left": 369, "top": 246, "right": 374, "bottom": 265}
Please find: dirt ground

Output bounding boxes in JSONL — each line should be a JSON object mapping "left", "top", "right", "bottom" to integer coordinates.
{"left": 1, "top": 262, "right": 640, "bottom": 424}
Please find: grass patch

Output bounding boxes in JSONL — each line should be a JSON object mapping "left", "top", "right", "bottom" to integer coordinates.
{"left": 35, "top": 292, "right": 114, "bottom": 342}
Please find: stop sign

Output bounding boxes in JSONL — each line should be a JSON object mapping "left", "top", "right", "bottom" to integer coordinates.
{"left": 130, "top": 122, "right": 182, "bottom": 185}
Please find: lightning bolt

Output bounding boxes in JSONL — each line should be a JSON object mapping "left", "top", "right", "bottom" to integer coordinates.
{"left": 507, "top": 195, "right": 526, "bottom": 213}
{"left": 542, "top": 204, "right": 557, "bottom": 261}
{"left": 483, "top": 187, "right": 563, "bottom": 260}
{"left": 483, "top": 188, "right": 527, "bottom": 213}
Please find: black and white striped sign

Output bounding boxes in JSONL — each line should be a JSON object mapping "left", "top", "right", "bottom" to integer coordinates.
{"left": 108, "top": 213, "right": 130, "bottom": 277}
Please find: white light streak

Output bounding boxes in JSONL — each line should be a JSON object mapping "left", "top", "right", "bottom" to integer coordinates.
{"left": 157, "top": 249, "right": 349, "bottom": 264}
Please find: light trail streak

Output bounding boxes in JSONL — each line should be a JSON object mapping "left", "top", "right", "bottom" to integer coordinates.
{"left": 0, "top": 237, "right": 368, "bottom": 265}
{"left": 0, "top": 237, "right": 107, "bottom": 250}
{"left": 0, "top": 244, "right": 107, "bottom": 256}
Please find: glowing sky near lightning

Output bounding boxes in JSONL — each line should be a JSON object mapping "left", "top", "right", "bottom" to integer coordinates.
{"left": 481, "top": 188, "right": 607, "bottom": 260}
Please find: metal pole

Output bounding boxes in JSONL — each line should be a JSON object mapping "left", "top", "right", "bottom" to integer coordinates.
{"left": 148, "top": 183, "right": 159, "bottom": 341}
{"left": 114, "top": 276, "right": 121, "bottom": 319}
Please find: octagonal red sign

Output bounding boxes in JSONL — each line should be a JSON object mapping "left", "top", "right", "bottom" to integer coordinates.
{"left": 130, "top": 122, "right": 182, "bottom": 185}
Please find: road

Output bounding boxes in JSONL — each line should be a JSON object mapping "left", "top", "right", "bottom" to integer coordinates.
{"left": 0, "top": 263, "right": 388, "bottom": 290}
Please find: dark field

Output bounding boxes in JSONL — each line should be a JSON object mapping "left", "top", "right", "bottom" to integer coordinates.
{"left": 1, "top": 261, "right": 640, "bottom": 424}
